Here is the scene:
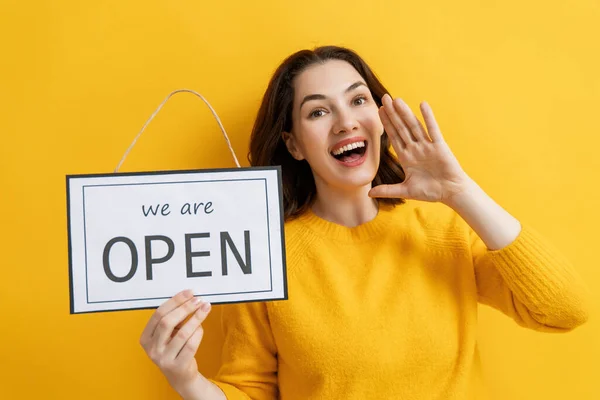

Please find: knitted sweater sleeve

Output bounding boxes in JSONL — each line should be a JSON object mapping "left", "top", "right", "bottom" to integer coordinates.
{"left": 470, "top": 223, "right": 591, "bottom": 332}
{"left": 208, "top": 301, "right": 278, "bottom": 400}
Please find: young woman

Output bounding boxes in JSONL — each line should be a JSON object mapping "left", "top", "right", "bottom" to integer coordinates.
{"left": 140, "top": 46, "right": 590, "bottom": 399}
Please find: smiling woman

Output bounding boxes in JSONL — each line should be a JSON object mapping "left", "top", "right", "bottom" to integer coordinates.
{"left": 139, "top": 46, "right": 590, "bottom": 400}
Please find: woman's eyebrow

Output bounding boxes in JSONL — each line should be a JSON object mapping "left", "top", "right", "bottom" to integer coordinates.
{"left": 345, "top": 81, "right": 366, "bottom": 93}
{"left": 299, "top": 94, "right": 326, "bottom": 110}
{"left": 299, "top": 81, "right": 367, "bottom": 110}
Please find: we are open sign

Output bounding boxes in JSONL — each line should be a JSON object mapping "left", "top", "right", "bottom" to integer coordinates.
{"left": 66, "top": 167, "right": 287, "bottom": 314}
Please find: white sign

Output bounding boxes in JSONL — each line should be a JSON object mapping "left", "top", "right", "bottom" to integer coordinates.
{"left": 67, "top": 167, "right": 287, "bottom": 314}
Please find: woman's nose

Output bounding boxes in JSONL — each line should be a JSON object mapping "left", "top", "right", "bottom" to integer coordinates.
{"left": 333, "top": 108, "right": 359, "bottom": 135}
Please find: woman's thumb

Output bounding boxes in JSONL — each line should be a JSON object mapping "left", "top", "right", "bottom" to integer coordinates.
{"left": 368, "top": 184, "right": 406, "bottom": 199}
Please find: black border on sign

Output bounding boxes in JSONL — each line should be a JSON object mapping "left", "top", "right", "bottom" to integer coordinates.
{"left": 66, "top": 166, "right": 288, "bottom": 314}
{"left": 66, "top": 176, "right": 75, "bottom": 314}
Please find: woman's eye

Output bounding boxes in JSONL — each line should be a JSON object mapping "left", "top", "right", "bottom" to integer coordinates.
{"left": 309, "top": 109, "right": 326, "bottom": 118}
{"left": 353, "top": 96, "right": 367, "bottom": 106}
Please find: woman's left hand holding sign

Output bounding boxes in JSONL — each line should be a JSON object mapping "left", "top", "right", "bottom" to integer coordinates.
{"left": 140, "top": 289, "right": 216, "bottom": 399}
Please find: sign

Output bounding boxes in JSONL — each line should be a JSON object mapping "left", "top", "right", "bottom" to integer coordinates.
{"left": 66, "top": 167, "right": 287, "bottom": 314}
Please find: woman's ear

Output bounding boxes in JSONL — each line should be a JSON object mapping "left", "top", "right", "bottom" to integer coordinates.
{"left": 282, "top": 131, "right": 305, "bottom": 161}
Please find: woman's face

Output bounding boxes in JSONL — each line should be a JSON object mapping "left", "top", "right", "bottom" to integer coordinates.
{"left": 285, "top": 59, "right": 384, "bottom": 192}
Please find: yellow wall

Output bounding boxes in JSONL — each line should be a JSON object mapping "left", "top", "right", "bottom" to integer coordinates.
{"left": 1, "top": 0, "right": 598, "bottom": 398}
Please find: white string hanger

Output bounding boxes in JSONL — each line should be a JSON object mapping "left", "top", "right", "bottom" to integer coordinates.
{"left": 114, "top": 89, "right": 241, "bottom": 173}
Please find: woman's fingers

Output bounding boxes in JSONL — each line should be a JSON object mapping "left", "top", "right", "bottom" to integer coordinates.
{"left": 177, "top": 326, "right": 206, "bottom": 365}
{"left": 379, "top": 106, "right": 405, "bottom": 151}
{"left": 420, "top": 101, "right": 443, "bottom": 143}
{"left": 140, "top": 289, "right": 194, "bottom": 347}
{"left": 382, "top": 94, "right": 414, "bottom": 145}
{"left": 391, "top": 97, "right": 429, "bottom": 142}
{"left": 164, "top": 301, "right": 212, "bottom": 360}
{"left": 154, "top": 297, "right": 205, "bottom": 350}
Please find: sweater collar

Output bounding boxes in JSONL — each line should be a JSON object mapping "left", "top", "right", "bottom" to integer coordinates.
{"left": 296, "top": 203, "right": 397, "bottom": 243}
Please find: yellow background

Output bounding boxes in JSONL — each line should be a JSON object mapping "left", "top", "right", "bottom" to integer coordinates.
{"left": 1, "top": 0, "right": 598, "bottom": 398}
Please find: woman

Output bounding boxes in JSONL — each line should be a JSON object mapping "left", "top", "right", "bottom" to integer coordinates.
{"left": 140, "top": 46, "right": 590, "bottom": 399}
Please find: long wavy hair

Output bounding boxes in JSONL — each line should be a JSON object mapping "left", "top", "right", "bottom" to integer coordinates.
{"left": 248, "top": 46, "right": 406, "bottom": 220}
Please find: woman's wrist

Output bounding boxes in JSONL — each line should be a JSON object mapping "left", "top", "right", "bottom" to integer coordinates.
{"left": 176, "top": 372, "right": 208, "bottom": 400}
{"left": 177, "top": 373, "right": 227, "bottom": 400}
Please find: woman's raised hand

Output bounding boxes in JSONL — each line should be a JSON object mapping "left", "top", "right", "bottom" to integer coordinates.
{"left": 369, "top": 94, "right": 473, "bottom": 205}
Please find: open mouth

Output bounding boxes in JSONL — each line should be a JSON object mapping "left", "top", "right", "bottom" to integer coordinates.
{"left": 330, "top": 140, "right": 368, "bottom": 166}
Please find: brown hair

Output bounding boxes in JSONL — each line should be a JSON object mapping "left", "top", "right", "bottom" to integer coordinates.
{"left": 248, "top": 46, "right": 405, "bottom": 220}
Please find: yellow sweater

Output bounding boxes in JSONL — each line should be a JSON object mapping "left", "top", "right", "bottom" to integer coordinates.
{"left": 210, "top": 200, "right": 589, "bottom": 399}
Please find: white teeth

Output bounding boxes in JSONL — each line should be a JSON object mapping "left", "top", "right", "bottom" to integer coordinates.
{"left": 332, "top": 141, "right": 366, "bottom": 156}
